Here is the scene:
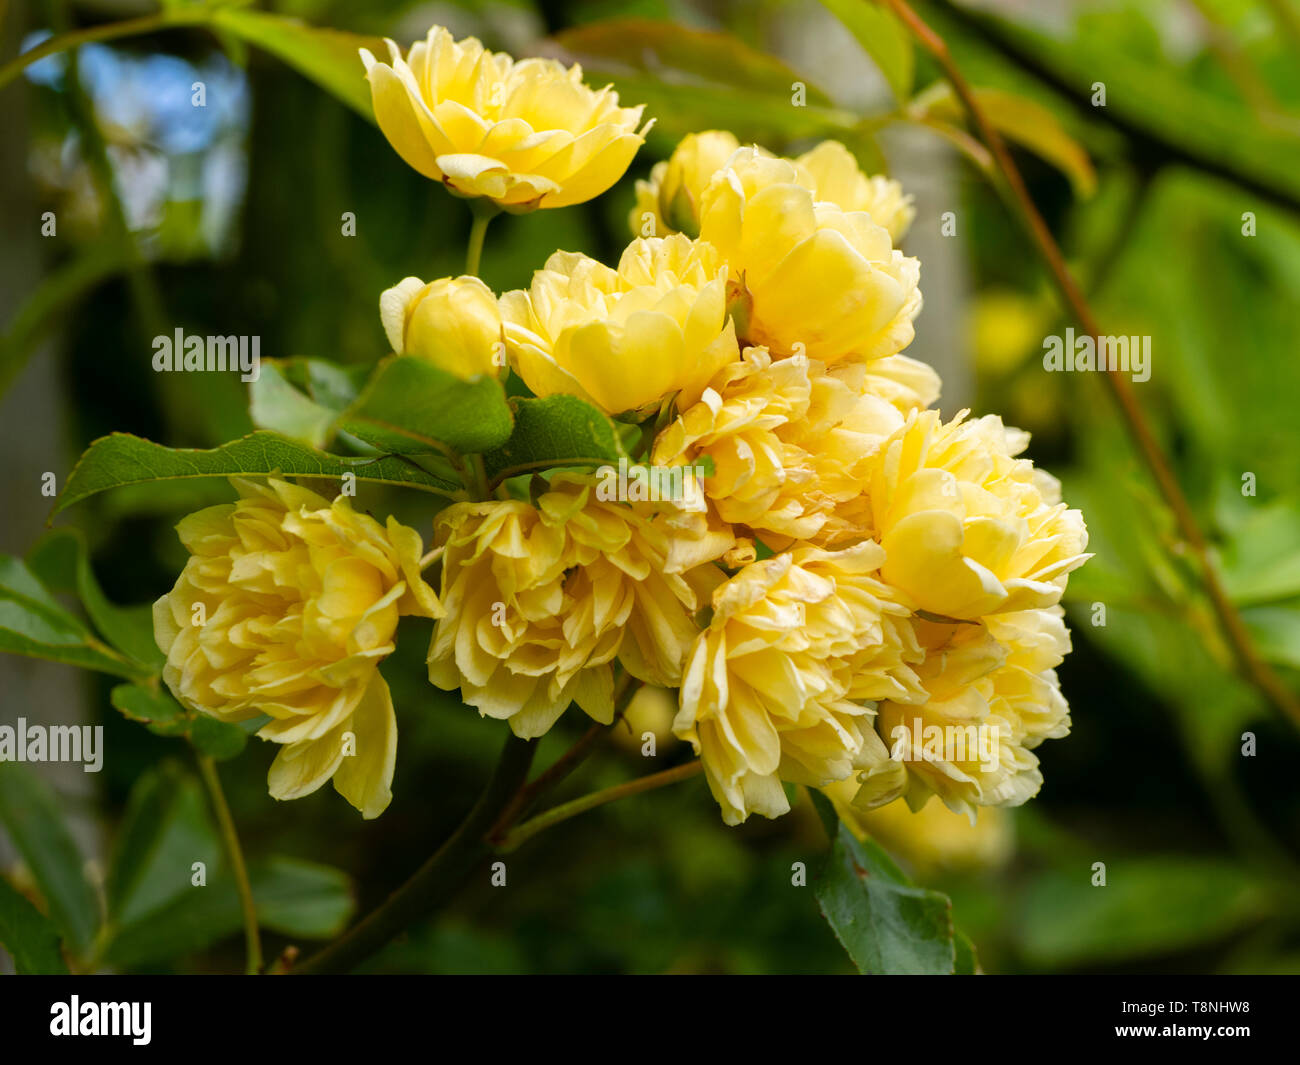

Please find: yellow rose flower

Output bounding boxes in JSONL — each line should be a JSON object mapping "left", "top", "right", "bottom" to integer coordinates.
{"left": 629, "top": 130, "right": 742, "bottom": 239}
{"left": 360, "top": 26, "right": 649, "bottom": 211}
{"left": 653, "top": 347, "right": 919, "bottom": 549}
{"left": 698, "top": 148, "right": 921, "bottom": 363}
{"left": 675, "top": 541, "right": 924, "bottom": 825}
{"left": 152, "top": 479, "right": 442, "bottom": 819}
{"left": 500, "top": 234, "right": 739, "bottom": 416}
{"left": 822, "top": 782, "right": 1013, "bottom": 873}
{"left": 379, "top": 275, "right": 503, "bottom": 378}
{"left": 854, "top": 607, "right": 1072, "bottom": 815}
{"left": 428, "top": 474, "right": 725, "bottom": 738}
{"left": 869, "top": 408, "right": 1090, "bottom": 620}
{"left": 860, "top": 353, "right": 941, "bottom": 412}
{"left": 629, "top": 135, "right": 915, "bottom": 244}
{"left": 792, "top": 141, "right": 915, "bottom": 242}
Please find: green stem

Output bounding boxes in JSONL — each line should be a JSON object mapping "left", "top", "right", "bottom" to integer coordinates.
{"left": 464, "top": 210, "right": 494, "bottom": 277}
{"left": 488, "top": 674, "right": 642, "bottom": 839}
{"left": 495, "top": 761, "right": 703, "bottom": 855}
{"left": 0, "top": 9, "right": 208, "bottom": 91}
{"left": 196, "top": 754, "right": 261, "bottom": 975}
{"left": 467, "top": 452, "right": 490, "bottom": 500}
{"left": 294, "top": 732, "right": 536, "bottom": 975}
{"left": 484, "top": 456, "right": 611, "bottom": 496}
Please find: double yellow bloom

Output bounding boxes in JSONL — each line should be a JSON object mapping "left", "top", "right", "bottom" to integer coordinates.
{"left": 153, "top": 480, "right": 441, "bottom": 819}
{"left": 361, "top": 26, "right": 649, "bottom": 211}
{"left": 153, "top": 25, "right": 1088, "bottom": 831}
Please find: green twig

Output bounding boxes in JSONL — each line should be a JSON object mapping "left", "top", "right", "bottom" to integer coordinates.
{"left": 196, "top": 754, "right": 261, "bottom": 975}
{"left": 294, "top": 731, "right": 536, "bottom": 975}
{"left": 488, "top": 673, "right": 642, "bottom": 839}
{"left": 494, "top": 761, "right": 703, "bottom": 855}
{"left": 0, "top": 10, "right": 209, "bottom": 91}
{"left": 484, "top": 456, "right": 612, "bottom": 495}
{"left": 464, "top": 208, "right": 495, "bottom": 277}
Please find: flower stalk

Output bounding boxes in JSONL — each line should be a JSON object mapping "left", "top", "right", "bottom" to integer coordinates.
{"left": 197, "top": 754, "right": 262, "bottom": 976}
{"left": 294, "top": 732, "right": 537, "bottom": 975}
{"left": 494, "top": 761, "right": 704, "bottom": 855}
{"left": 465, "top": 207, "right": 495, "bottom": 277}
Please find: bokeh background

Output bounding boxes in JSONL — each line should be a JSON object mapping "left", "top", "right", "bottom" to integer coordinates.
{"left": 3, "top": 0, "right": 1300, "bottom": 974}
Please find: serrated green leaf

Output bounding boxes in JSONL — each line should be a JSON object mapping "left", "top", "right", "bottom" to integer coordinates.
{"left": 338, "top": 356, "right": 513, "bottom": 456}
{"left": 109, "top": 683, "right": 190, "bottom": 737}
{"left": 0, "top": 876, "right": 69, "bottom": 974}
{"left": 819, "top": 0, "right": 914, "bottom": 104}
{"left": 812, "top": 792, "right": 958, "bottom": 974}
{"left": 546, "top": 19, "right": 859, "bottom": 144}
{"left": 109, "top": 683, "right": 249, "bottom": 758}
{"left": 0, "top": 763, "right": 98, "bottom": 956}
{"left": 484, "top": 394, "right": 628, "bottom": 480}
{"left": 0, "top": 555, "right": 146, "bottom": 679}
{"left": 52, "top": 430, "right": 458, "bottom": 518}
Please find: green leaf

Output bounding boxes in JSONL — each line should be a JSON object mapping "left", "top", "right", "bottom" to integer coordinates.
{"left": 484, "top": 394, "right": 628, "bottom": 480}
{"left": 105, "top": 855, "right": 355, "bottom": 968}
{"left": 0, "top": 555, "right": 146, "bottom": 679}
{"left": 811, "top": 791, "right": 959, "bottom": 974}
{"left": 0, "top": 763, "right": 98, "bottom": 956}
{"left": 0, "top": 876, "right": 69, "bottom": 974}
{"left": 104, "top": 886, "right": 234, "bottom": 968}
{"left": 912, "top": 84, "right": 1096, "bottom": 197}
{"left": 53, "top": 430, "right": 458, "bottom": 518}
{"left": 819, "top": 0, "right": 914, "bottom": 104}
{"left": 189, "top": 714, "right": 249, "bottom": 761}
{"left": 109, "top": 683, "right": 250, "bottom": 759}
{"left": 209, "top": 8, "right": 384, "bottom": 121}
{"left": 1221, "top": 500, "right": 1300, "bottom": 606}
{"left": 1243, "top": 603, "right": 1300, "bottom": 673}
{"left": 249, "top": 361, "right": 342, "bottom": 449}
{"left": 252, "top": 856, "right": 355, "bottom": 938}
{"left": 953, "top": 929, "right": 979, "bottom": 974}
{"left": 110, "top": 683, "right": 189, "bottom": 737}
{"left": 1018, "top": 859, "right": 1269, "bottom": 966}
{"left": 546, "top": 19, "right": 859, "bottom": 144}
{"left": 105, "top": 761, "right": 220, "bottom": 928}
{"left": 27, "top": 529, "right": 165, "bottom": 671}
{"left": 278, "top": 357, "right": 370, "bottom": 411}
{"left": 338, "top": 356, "right": 514, "bottom": 456}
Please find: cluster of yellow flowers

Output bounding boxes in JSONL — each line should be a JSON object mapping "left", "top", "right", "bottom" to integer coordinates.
{"left": 154, "top": 26, "right": 1088, "bottom": 826}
